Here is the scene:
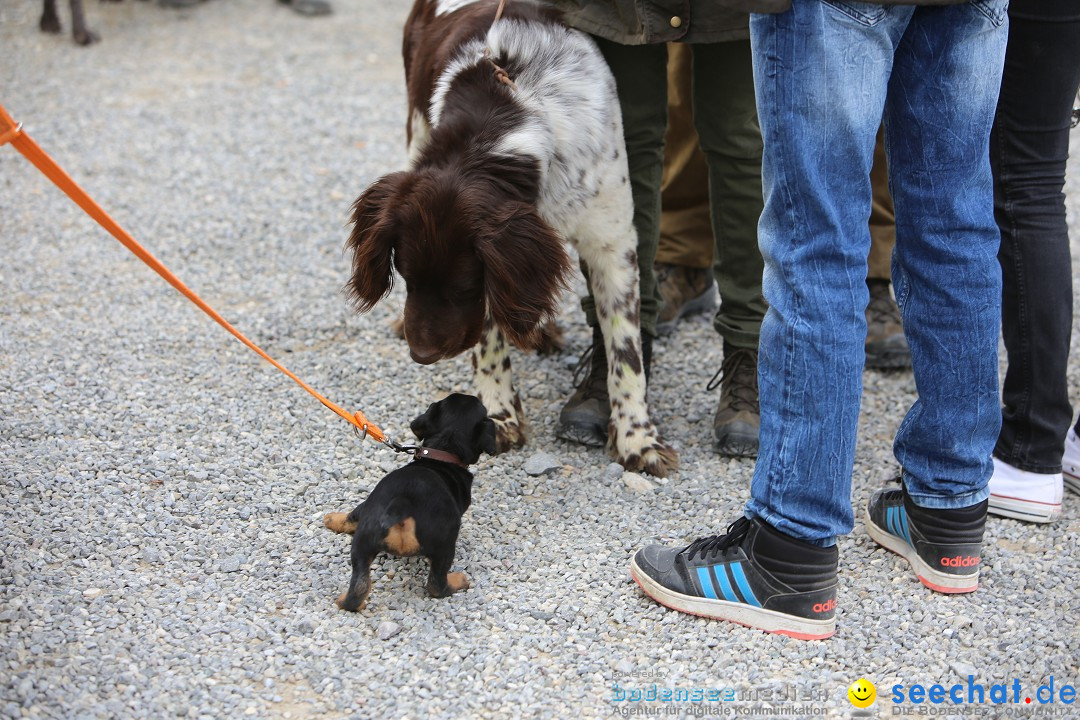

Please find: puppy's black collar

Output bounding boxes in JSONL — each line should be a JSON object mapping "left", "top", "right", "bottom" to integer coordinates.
{"left": 412, "top": 446, "right": 468, "bottom": 469}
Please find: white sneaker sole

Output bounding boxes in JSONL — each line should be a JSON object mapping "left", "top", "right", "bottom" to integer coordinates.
{"left": 629, "top": 557, "right": 835, "bottom": 640}
{"left": 1063, "top": 471, "right": 1080, "bottom": 496}
{"left": 988, "top": 493, "right": 1061, "bottom": 524}
{"left": 864, "top": 508, "right": 978, "bottom": 594}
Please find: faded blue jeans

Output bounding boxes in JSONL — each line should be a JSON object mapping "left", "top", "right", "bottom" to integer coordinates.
{"left": 745, "top": 0, "right": 1008, "bottom": 545}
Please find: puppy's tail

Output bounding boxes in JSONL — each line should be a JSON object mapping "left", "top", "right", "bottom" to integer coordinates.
{"left": 357, "top": 495, "right": 412, "bottom": 539}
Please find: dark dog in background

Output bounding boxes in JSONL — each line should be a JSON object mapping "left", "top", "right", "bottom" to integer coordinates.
{"left": 324, "top": 394, "right": 495, "bottom": 612}
{"left": 40, "top": 0, "right": 101, "bottom": 45}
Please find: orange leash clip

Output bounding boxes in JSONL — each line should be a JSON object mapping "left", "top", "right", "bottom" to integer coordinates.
{"left": 0, "top": 103, "right": 401, "bottom": 451}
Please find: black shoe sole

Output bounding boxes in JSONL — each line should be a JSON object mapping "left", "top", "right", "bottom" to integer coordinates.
{"left": 865, "top": 339, "right": 912, "bottom": 370}
{"left": 714, "top": 423, "right": 759, "bottom": 459}
{"left": 554, "top": 421, "right": 606, "bottom": 448}
{"left": 630, "top": 556, "right": 835, "bottom": 640}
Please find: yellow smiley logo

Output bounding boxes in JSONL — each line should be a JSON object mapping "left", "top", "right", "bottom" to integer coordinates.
{"left": 847, "top": 678, "right": 877, "bottom": 708}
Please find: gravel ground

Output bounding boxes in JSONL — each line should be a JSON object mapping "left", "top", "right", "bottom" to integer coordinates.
{"left": 2, "top": 2, "right": 1078, "bottom": 718}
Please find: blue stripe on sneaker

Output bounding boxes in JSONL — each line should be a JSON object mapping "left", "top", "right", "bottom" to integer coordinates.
{"left": 888, "top": 506, "right": 900, "bottom": 539}
{"left": 899, "top": 506, "right": 913, "bottom": 547}
{"left": 730, "top": 562, "right": 761, "bottom": 607}
{"left": 696, "top": 567, "right": 719, "bottom": 600}
{"left": 713, "top": 564, "right": 739, "bottom": 603}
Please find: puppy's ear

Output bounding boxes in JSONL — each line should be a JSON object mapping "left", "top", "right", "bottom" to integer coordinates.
{"left": 345, "top": 172, "right": 410, "bottom": 312}
{"left": 474, "top": 417, "right": 497, "bottom": 457}
{"left": 409, "top": 401, "right": 441, "bottom": 440}
{"left": 476, "top": 203, "right": 571, "bottom": 349}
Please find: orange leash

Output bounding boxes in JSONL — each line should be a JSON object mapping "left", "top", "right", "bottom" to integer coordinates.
{"left": 0, "top": 103, "right": 397, "bottom": 448}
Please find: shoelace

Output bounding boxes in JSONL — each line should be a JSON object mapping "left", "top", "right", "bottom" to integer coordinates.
{"left": 683, "top": 517, "right": 753, "bottom": 562}
{"left": 706, "top": 348, "right": 758, "bottom": 411}
{"left": 570, "top": 338, "right": 607, "bottom": 401}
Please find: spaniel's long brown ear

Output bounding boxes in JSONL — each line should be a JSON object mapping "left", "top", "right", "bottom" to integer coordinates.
{"left": 345, "top": 172, "right": 410, "bottom": 312}
{"left": 476, "top": 203, "right": 571, "bottom": 349}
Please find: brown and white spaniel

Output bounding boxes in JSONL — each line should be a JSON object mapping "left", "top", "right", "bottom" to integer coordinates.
{"left": 346, "top": 0, "right": 677, "bottom": 477}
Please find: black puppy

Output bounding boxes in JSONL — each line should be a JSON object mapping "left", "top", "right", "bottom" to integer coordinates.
{"left": 324, "top": 393, "right": 495, "bottom": 612}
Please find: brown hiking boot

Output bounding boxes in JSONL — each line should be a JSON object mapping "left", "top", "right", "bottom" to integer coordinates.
{"left": 710, "top": 343, "right": 759, "bottom": 458}
{"left": 556, "top": 326, "right": 651, "bottom": 448}
{"left": 865, "top": 279, "right": 911, "bottom": 370}
{"left": 655, "top": 262, "right": 716, "bottom": 335}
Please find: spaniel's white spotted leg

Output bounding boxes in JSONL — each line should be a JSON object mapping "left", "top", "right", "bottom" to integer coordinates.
{"left": 473, "top": 318, "right": 526, "bottom": 452}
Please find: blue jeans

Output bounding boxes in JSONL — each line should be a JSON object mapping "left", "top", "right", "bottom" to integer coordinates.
{"left": 746, "top": 0, "right": 1008, "bottom": 545}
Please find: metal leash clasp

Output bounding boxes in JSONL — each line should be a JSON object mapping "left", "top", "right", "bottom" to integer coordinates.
{"left": 382, "top": 436, "right": 418, "bottom": 455}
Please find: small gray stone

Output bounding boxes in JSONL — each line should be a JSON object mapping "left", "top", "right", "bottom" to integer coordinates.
{"left": 621, "top": 472, "right": 655, "bottom": 493}
{"left": 376, "top": 621, "right": 401, "bottom": 641}
{"left": 524, "top": 452, "right": 561, "bottom": 476}
{"left": 950, "top": 661, "right": 978, "bottom": 680}
{"left": 604, "top": 463, "right": 624, "bottom": 480}
{"left": 220, "top": 557, "right": 243, "bottom": 573}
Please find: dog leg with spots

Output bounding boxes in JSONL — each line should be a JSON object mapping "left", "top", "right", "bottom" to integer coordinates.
{"left": 472, "top": 317, "right": 526, "bottom": 452}
{"left": 574, "top": 178, "right": 679, "bottom": 478}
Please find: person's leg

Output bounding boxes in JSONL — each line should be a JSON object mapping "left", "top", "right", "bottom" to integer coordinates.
{"left": 658, "top": 43, "right": 713, "bottom": 271}
{"left": 631, "top": 0, "right": 903, "bottom": 640}
{"left": 656, "top": 42, "right": 717, "bottom": 335}
{"left": 557, "top": 39, "right": 667, "bottom": 447}
{"left": 745, "top": 4, "right": 901, "bottom": 545}
{"left": 692, "top": 40, "right": 766, "bottom": 352}
{"left": 867, "top": 125, "right": 895, "bottom": 282}
{"left": 690, "top": 39, "right": 766, "bottom": 458}
{"left": 992, "top": 3, "right": 1080, "bottom": 470}
{"left": 864, "top": 2, "right": 1008, "bottom": 594}
{"left": 989, "top": 1, "right": 1080, "bottom": 519}
{"left": 886, "top": 5, "right": 1007, "bottom": 510}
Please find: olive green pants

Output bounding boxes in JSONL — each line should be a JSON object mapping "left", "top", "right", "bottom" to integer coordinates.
{"left": 581, "top": 38, "right": 765, "bottom": 350}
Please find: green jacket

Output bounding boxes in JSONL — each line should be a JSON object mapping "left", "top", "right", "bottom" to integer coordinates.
{"left": 545, "top": 0, "right": 970, "bottom": 45}
{"left": 542, "top": 1, "right": 767, "bottom": 45}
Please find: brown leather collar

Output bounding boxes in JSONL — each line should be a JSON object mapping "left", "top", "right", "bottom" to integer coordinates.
{"left": 412, "top": 446, "right": 468, "bottom": 469}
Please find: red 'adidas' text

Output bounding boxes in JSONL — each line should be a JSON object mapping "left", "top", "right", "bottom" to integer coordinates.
{"left": 812, "top": 598, "right": 836, "bottom": 613}
{"left": 940, "top": 556, "right": 980, "bottom": 568}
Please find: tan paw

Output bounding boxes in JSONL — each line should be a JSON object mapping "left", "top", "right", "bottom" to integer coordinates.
{"left": 323, "top": 512, "right": 357, "bottom": 534}
{"left": 447, "top": 572, "right": 471, "bottom": 593}
{"left": 336, "top": 591, "right": 368, "bottom": 612}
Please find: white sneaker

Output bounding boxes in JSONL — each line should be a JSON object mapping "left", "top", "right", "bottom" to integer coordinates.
{"left": 987, "top": 457, "right": 1063, "bottom": 524}
{"left": 1063, "top": 428, "right": 1080, "bottom": 496}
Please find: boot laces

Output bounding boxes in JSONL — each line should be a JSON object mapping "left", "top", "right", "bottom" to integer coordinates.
{"left": 683, "top": 517, "right": 752, "bottom": 562}
{"left": 706, "top": 348, "right": 758, "bottom": 411}
{"left": 866, "top": 281, "right": 900, "bottom": 327}
{"left": 570, "top": 336, "right": 607, "bottom": 401}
